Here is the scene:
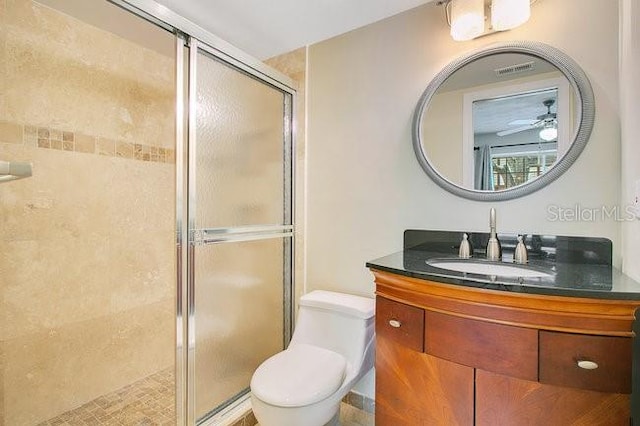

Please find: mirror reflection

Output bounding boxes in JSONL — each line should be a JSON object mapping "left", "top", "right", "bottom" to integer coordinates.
{"left": 421, "top": 52, "right": 578, "bottom": 191}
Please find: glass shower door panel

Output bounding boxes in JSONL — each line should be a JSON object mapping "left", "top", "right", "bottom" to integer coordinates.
{"left": 194, "top": 51, "right": 286, "bottom": 229}
{"left": 190, "top": 44, "right": 292, "bottom": 422}
{"left": 194, "top": 239, "right": 284, "bottom": 419}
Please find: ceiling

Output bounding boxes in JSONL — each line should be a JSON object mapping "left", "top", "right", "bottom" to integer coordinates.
{"left": 37, "top": 0, "right": 175, "bottom": 56}
{"left": 473, "top": 89, "right": 557, "bottom": 135}
{"left": 152, "top": 0, "right": 434, "bottom": 59}
{"left": 36, "top": 0, "right": 436, "bottom": 60}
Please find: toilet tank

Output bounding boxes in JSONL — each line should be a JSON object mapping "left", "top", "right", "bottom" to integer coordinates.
{"left": 289, "top": 291, "right": 375, "bottom": 372}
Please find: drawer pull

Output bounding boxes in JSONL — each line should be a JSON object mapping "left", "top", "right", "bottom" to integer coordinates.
{"left": 388, "top": 319, "right": 402, "bottom": 328}
{"left": 577, "top": 360, "right": 598, "bottom": 370}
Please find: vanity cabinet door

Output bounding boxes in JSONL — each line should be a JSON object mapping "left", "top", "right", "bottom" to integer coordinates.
{"left": 475, "top": 369, "right": 630, "bottom": 426}
{"left": 376, "top": 333, "right": 474, "bottom": 426}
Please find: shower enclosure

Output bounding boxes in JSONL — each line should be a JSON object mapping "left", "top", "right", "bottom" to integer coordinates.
{"left": 0, "top": 0, "right": 296, "bottom": 424}
{"left": 179, "top": 37, "right": 295, "bottom": 424}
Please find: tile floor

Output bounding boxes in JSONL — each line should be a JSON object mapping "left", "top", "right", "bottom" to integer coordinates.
{"left": 38, "top": 369, "right": 374, "bottom": 426}
{"left": 37, "top": 368, "right": 175, "bottom": 426}
{"left": 336, "top": 402, "right": 375, "bottom": 426}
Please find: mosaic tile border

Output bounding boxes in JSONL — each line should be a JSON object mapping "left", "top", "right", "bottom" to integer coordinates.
{"left": 0, "top": 120, "right": 174, "bottom": 164}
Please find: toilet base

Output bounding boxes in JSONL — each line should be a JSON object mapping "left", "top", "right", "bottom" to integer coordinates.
{"left": 251, "top": 394, "right": 340, "bottom": 426}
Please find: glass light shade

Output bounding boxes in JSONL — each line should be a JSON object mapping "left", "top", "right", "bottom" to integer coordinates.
{"left": 539, "top": 125, "right": 557, "bottom": 141}
{"left": 491, "top": 0, "right": 531, "bottom": 31}
{"left": 450, "top": 0, "right": 485, "bottom": 41}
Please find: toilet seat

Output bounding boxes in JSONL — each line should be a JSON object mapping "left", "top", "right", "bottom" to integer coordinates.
{"left": 251, "top": 343, "right": 347, "bottom": 407}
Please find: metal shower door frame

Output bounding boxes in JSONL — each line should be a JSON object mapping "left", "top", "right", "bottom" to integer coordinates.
{"left": 182, "top": 37, "right": 295, "bottom": 425}
{"left": 106, "top": 2, "right": 296, "bottom": 424}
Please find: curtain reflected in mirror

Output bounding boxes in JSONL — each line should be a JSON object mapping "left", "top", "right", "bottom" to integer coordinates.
{"left": 474, "top": 145, "right": 493, "bottom": 190}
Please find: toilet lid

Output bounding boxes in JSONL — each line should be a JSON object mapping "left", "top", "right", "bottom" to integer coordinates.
{"left": 250, "top": 344, "right": 347, "bottom": 407}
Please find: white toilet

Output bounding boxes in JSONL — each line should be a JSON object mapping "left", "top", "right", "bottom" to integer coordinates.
{"left": 250, "top": 290, "right": 375, "bottom": 426}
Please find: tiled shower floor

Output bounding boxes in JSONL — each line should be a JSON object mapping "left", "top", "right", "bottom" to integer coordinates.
{"left": 37, "top": 368, "right": 175, "bottom": 426}
{"left": 37, "top": 368, "right": 374, "bottom": 426}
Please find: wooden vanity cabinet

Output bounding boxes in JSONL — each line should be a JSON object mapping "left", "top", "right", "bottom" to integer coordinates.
{"left": 373, "top": 270, "right": 639, "bottom": 426}
{"left": 376, "top": 296, "right": 474, "bottom": 425}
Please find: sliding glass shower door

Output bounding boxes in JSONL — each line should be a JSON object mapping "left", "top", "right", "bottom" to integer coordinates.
{"left": 184, "top": 39, "right": 294, "bottom": 424}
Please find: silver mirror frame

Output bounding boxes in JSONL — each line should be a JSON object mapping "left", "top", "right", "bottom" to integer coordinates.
{"left": 412, "top": 41, "right": 595, "bottom": 201}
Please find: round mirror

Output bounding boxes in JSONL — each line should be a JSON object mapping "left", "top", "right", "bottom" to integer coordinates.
{"left": 412, "top": 41, "right": 594, "bottom": 201}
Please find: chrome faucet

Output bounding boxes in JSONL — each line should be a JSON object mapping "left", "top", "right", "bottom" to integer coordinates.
{"left": 486, "top": 208, "right": 502, "bottom": 261}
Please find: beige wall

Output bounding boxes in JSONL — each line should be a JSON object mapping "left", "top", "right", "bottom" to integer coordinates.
{"left": 0, "top": 1, "right": 175, "bottom": 424}
{"left": 620, "top": 0, "right": 640, "bottom": 281}
{"left": 306, "top": 0, "right": 620, "bottom": 398}
{"left": 306, "top": 0, "right": 620, "bottom": 295}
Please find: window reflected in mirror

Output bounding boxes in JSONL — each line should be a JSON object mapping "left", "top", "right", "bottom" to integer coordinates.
{"left": 420, "top": 51, "right": 578, "bottom": 192}
{"left": 491, "top": 152, "right": 557, "bottom": 190}
{"left": 472, "top": 88, "right": 560, "bottom": 190}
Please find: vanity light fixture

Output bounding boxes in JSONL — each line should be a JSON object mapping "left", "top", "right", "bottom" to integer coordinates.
{"left": 441, "top": 0, "right": 535, "bottom": 41}
{"left": 450, "top": 0, "right": 485, "bottom": 41}
{"left": 539, "top": 122, "right": 558, "bottom": 141}
{"left": 491, "top": 0, "right": 531, "bottom": 31}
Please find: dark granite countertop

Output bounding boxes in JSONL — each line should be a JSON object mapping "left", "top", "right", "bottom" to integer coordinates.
{"left": 366, "top": 230, "right": 640, "bottom": 300}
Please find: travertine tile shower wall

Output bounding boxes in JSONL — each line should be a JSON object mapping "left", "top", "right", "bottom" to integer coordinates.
{"left": 0, "top": 1, "right": 175, "bottom": 425}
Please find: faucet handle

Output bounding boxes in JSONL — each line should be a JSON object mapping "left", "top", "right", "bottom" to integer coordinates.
{"left": 459, "top": 233, "right": 472, "bottom": 259}
{"left": 489, "top": 207, "right": 497, "bottom": 230}
{"left": 486, "top": 208, "right": 501, "bottom": 261}
{"left": 514, "top": 235, "right": 528, "bottom": 264}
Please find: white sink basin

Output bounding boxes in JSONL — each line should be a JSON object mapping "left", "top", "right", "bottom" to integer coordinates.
{"left": 427, "top": 259, "right": 552, "bottom": 278}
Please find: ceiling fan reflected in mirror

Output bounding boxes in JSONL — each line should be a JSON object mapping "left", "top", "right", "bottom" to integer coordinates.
{"left": 497, "top": 98, "right": 558, "bottom": 141}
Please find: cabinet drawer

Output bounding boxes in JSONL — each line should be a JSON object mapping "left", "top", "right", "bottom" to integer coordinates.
{"left": 539, "top": 331, "right": 632, "bottom": 394}
{"left": 376, "top": 296, "right": 424, "bottom": 352}
{"left": 424, "top": 311, "right": 538, "bottom": 381}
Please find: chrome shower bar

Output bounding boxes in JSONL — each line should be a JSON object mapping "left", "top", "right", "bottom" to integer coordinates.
{"left": 193, "top": 225, "right": 294, "bottom": 245}
{"left": 0, "top": 160, "right": 32, "bottom": 182}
